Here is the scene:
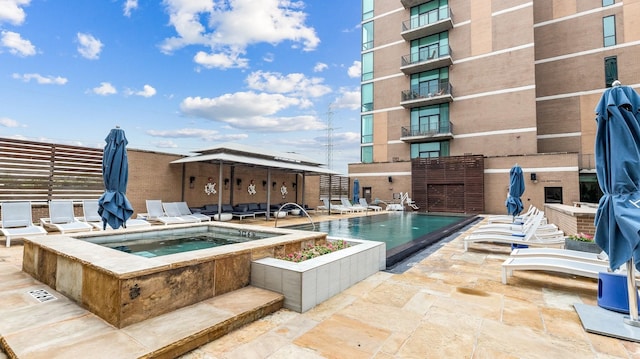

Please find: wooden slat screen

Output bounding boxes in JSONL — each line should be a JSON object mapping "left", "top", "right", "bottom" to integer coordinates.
{"left": 319, "top": 175, "right": 349, "bottom": 201}
{"left": 0, "top": 137, "right": 104, "bottom": 203}
{"left": 411, "top": 155, "right": 484, "bottom": 213}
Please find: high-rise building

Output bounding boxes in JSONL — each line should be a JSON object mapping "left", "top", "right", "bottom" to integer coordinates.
{"left": 349, "top": 0, "right": 640, "bottom": 214}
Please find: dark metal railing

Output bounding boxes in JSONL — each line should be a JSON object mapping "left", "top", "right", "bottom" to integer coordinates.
{"left": 401, "top": 81, "right": 452, "bottom": 102}
{"left": 401, "top": 6, "right": 451, "bottom": 32}
{"left": 401, "top": 121, "right": 452, "bottom": 138}
{"left": 401, "top": 44, "right": 451, "bottom": 67}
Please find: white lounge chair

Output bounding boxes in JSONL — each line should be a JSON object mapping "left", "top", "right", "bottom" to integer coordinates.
{"left": 463, "top": 216, "right": 565, "bottom": 251}
{"left": 145, "top": 200, "right": 187, "bottom": 225}
{"left": 471, "top": 211, "right": 561, "bottom": 237}
{"left": 322, "top": 198, "right": 352, "bottom": 215}
{"left": 162, "top": 202, "right": 200, "bottom": 223}
{"left": 81, "top": 199, "right": 151, "bottom": 230}
{"left": 486, "top": 205, "right": 536, "bottom": 224}
{"left": 341, "top": 198, "right": 365, "bottom": 212}
{"left": 359, "top": 198, "right": 382, "bottom": 211}
{"left": 501, "top": 256, "right": 613, "bottom": 284}
{"left": 40, "top": 200, "right": 93, "bottom": 234}
{"left": 175, "top": 202, "right": 211, "bottom": 222}
{"left": 509, "top": 247, "right": 609, "bottom": 265}
{"left": 0, "top": 201, "right": 47, "bottom": 247}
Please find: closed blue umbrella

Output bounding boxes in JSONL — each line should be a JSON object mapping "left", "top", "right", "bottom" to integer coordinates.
{"left": 353, "top": 178, "right": 360, "bottom": 204}
{"left": 594, "top": 82, "right": 640, "bottom": 324}
{"left": 505, "top": 164, "right": 525, "bottom": 217}
{"left": 98, "top": 127, "right": 133, "bottom": 229}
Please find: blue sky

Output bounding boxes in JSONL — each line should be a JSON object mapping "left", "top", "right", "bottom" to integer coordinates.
{"left": 0, "top": 0, "right": 362, "bottom": 174}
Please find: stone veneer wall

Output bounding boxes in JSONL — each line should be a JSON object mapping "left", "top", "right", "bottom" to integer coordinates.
{"left": 543, "top": 204, "right": 596, "bottom": 237}
{"left": 22, "top": 230, "right": 328, "bottom": 328}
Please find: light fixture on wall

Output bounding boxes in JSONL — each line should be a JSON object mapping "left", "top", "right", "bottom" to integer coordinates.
{"left": 224, "top": 178, "right": 229, "bottom": 189}
{"left": 189, "top": 176, "right": 195, "bottom": 189}
{"left": 272, "top": 181, "right": 277, "bottom": 189}
{"left": 292, "top": 182, "right": 296, "bottom": 188}
{"left": 236, "top": 178, "right": 242, "bottom": 187}
{"left": 530, "top": 173, "right": 538, "bottom": 183}
{"left": 388, "top": 176, "right": 393, "bottom": 183}
{"left": 262, "top": 180, "right": 267, "bottom": 188}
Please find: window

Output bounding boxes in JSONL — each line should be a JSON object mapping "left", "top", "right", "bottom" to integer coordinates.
{"left": 604, "top": 56, "right": 618, "bottom": 87}
{"left": 362, "top": 21, "right": 373, "bottom": 51}
{"left": 410, "top": 141, "right": 449, "bottom": 159}
{"left": 410, "top": 104, "right": 449, "bottom": 136}
{"left": 579, "top": 174, "right": 603, "bottom": 203}
{"left": 603, "top": 0, "right": 614, "bottom": 6}
{"left": 603, "top": 16, "right": 616, "bottom": 47}
{"left": 362, "top": 52, "right": 373, "bottom": 81}
{"left": 362, "top": 0, "right": 374, "bottom": 20}
{"left": 544, "top": 187, "right": 563, "bottom": 204}
{"left": 361, "top": 146, "right": 373, "bottom": 163}
{"left": 409, "top": 0, "right": 449, "bottom": 29}
{"left": 361, "top": 115, "right": 373, "bottom": 143}
{"left": 410, "top": 68, "right": 449, "bottom": 98}
{"left": 361, "top": 83, "right": 373, "bottom": 112}
{"left": 409, "top": 32, "right": 448, "bottom": 65}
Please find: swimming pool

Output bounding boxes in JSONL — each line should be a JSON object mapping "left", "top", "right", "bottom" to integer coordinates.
{"left": 286, "top": 212, "right": 478, "bottom": 267}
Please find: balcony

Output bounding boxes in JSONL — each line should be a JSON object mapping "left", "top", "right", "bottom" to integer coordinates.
{"left": 401, "top": 82, "right": 453, "bottom": 108}
{"left": 401, "top": 45, "right": 452, "bottom": 75}
{"left": 401, "top": 7, "right": 453, "bottom": 41}
{"left": 400, "top": 122, "right": 454, "bottom": 143}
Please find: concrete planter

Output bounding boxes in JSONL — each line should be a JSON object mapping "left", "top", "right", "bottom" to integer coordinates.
{"left": 250, "top": 238, "right": 386, "bottom": 312}
{"left": 564, "top": 238, "right": 602, "bottom": 254}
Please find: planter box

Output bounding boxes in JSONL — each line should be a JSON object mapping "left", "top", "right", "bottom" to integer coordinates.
{"left": 564, "top": 238, "right": 602, "bottom": 253}
{"left": 250, "top": 238, "right": 386, "bottom": 312}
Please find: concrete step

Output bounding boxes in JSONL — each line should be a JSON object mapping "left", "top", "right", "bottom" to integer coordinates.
{"left": 0, "top": 283, "right": 283, "bottom": 359}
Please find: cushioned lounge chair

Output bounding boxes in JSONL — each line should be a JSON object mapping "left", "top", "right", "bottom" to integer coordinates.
{"left": 40, "top": 200, "right": 93, "bottom": 234}
{"left": 232, "top": 204, "right": 256, "bottom": 220}
{"left": 81, "top": 199, "right": 151, "bottom": 230}
{"left": 359, "top": 198, "right": 382, "bottom": 211}
{"left": 175, "top": 202, "right": 211, "bottom": 222}
{"left": 145, "top": 200, "right": 187, "bottom": 225}
{"left": 247, "top": 203, "right": 267, "bottom": 217}
{"left": 463, "top": 217, "right": 564, "bottom": 251}
{"left": 0, "top": 201, "right": 47, "bottom": 247}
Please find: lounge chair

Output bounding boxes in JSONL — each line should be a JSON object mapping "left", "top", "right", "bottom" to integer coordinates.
{"left": 501, "top": 256, "right": 612, "bottom": 285}
{"left": 322, "top": 198, "right": 352, "bottom": 214}
{"left": 0, "top": 201, "right": 47, "bottom": 247}
{"left": 359, "top": 198, "right": 382, "bottom": 211}
{"left": 40, "top": 200, "right": 94, "bottom": 234}
{"left": 81, "top": 199, "right": 151, "bottom": 230}
{"left": 341, "top": 198, "right": 365, "bottom": 212}
{"left": 316, "top": 199, "right": 329, "bottom": 214}
{"left": 463, "top": 216, "right": 564, "bottom": 251}
{"left": 162, "top": 202, "right": 200, "bottom": 223}
{"left": 509, "top": 247, "right": 609, "bottom": 265}
{"left": 471, "top": 211, "right": 561, "bottom": 237}
{"left": 175, "top": 202, "right": 211, "bottom": 222}
{"left": 486, "top": 205, "right": 536, "bottom": 224}
{"left": 231, "top": 204, "right": 256, "bottom": 221}
{"left": 247, "top": 203, "right": 267, "bottom": 217}
{"left": 145, "top": 200, "right": 187, "bottom": 225}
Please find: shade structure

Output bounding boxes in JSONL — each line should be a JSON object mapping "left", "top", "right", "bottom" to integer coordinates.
{"left": 98, "top": 127, "right": 134, "bottom": 230}
{"left": 353, "top": 178, "right": 360, "bottom": 203}
{"left": 505, "top": 164, "right": 525, "bottom": 217}
{"left": 594, "top": 83, "right": 640, "bottom": 326}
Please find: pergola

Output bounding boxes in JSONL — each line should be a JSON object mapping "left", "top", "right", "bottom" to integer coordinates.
{"left": 171, "top": 143, "right": 341, "bottom": 220}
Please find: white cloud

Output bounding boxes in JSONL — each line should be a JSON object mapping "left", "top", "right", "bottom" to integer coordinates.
{"left": 0, "top": 0, "right": 30, "bottom": 25}
{"left": 180, "top": 92, "right": 325, "bottom": 132}
{"left": 160, "top": 0, "right": 320, "bottom": 69}
{"left": 194, "top": 50, "right": 248, "bottom": 69}
{"left": 152, "top": 140, "right": 178, "bottom": 148}
{"left": 126, "top": 84, "right": 156, "bottom": 97}
{"left": 313, "top": 62, "right": 328, "bottom": 72}
{"left": 92, "top": 82, "right": 117, "bottom": 95}
{"left": 1, "top": 30, "right": 35, "bottom": 56}
{"left": 0, "top": 117, "right": 22, "bottom": 127}
{"left": 123, "top": 0, "right": 138, "bottom": 17}
{"left": 245, "top": 71, "right": 331, "bottom": 98}
{"left": 332, "top": 87, "right": 360, "bottom": 110}
{"left": 262, "top": 52, "right": 274, "bottom": 63}
{"left": 348, "top": 60, "right": 360, "bottom": 78}
{"left": 147, "top": 128, "right": 248, "bottom": 142}
{"left": 77, "top": 33, "right": 103, "bottom": 59}
{"left": 12, "top": 73, "right": 68, "bottom": 85}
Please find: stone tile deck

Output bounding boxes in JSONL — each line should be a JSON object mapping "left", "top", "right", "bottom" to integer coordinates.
{"left": 2, "top": 212, "right": 640, "bottom": 358}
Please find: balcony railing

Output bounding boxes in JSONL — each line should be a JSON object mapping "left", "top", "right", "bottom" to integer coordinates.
{"left": 401, "top": 7, "right": 452, "bottom": 41}
{"left": 400, "top": 81, "right": 453, "bottom": 108}
{"left": 401, "top": 44, "right": 452, "bottom": 74}
{"left": 400, "top": 122, "right": 453, "bottom": 143}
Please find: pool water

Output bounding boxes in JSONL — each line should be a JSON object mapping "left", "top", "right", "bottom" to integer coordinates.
{"left": 287, "top": 212, "right": 477, "bottom": 267}
{"left": 97, "top": 227, "right": 281, "bottom": 257}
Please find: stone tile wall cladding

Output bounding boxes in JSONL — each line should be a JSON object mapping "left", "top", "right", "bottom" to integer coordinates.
{"left": 251, "top": 238, "right": 386, "bottom": 312}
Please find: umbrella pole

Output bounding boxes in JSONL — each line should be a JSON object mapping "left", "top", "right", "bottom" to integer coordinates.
{"left": 624, "top": 258, "right": 640, "bottom": 327}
